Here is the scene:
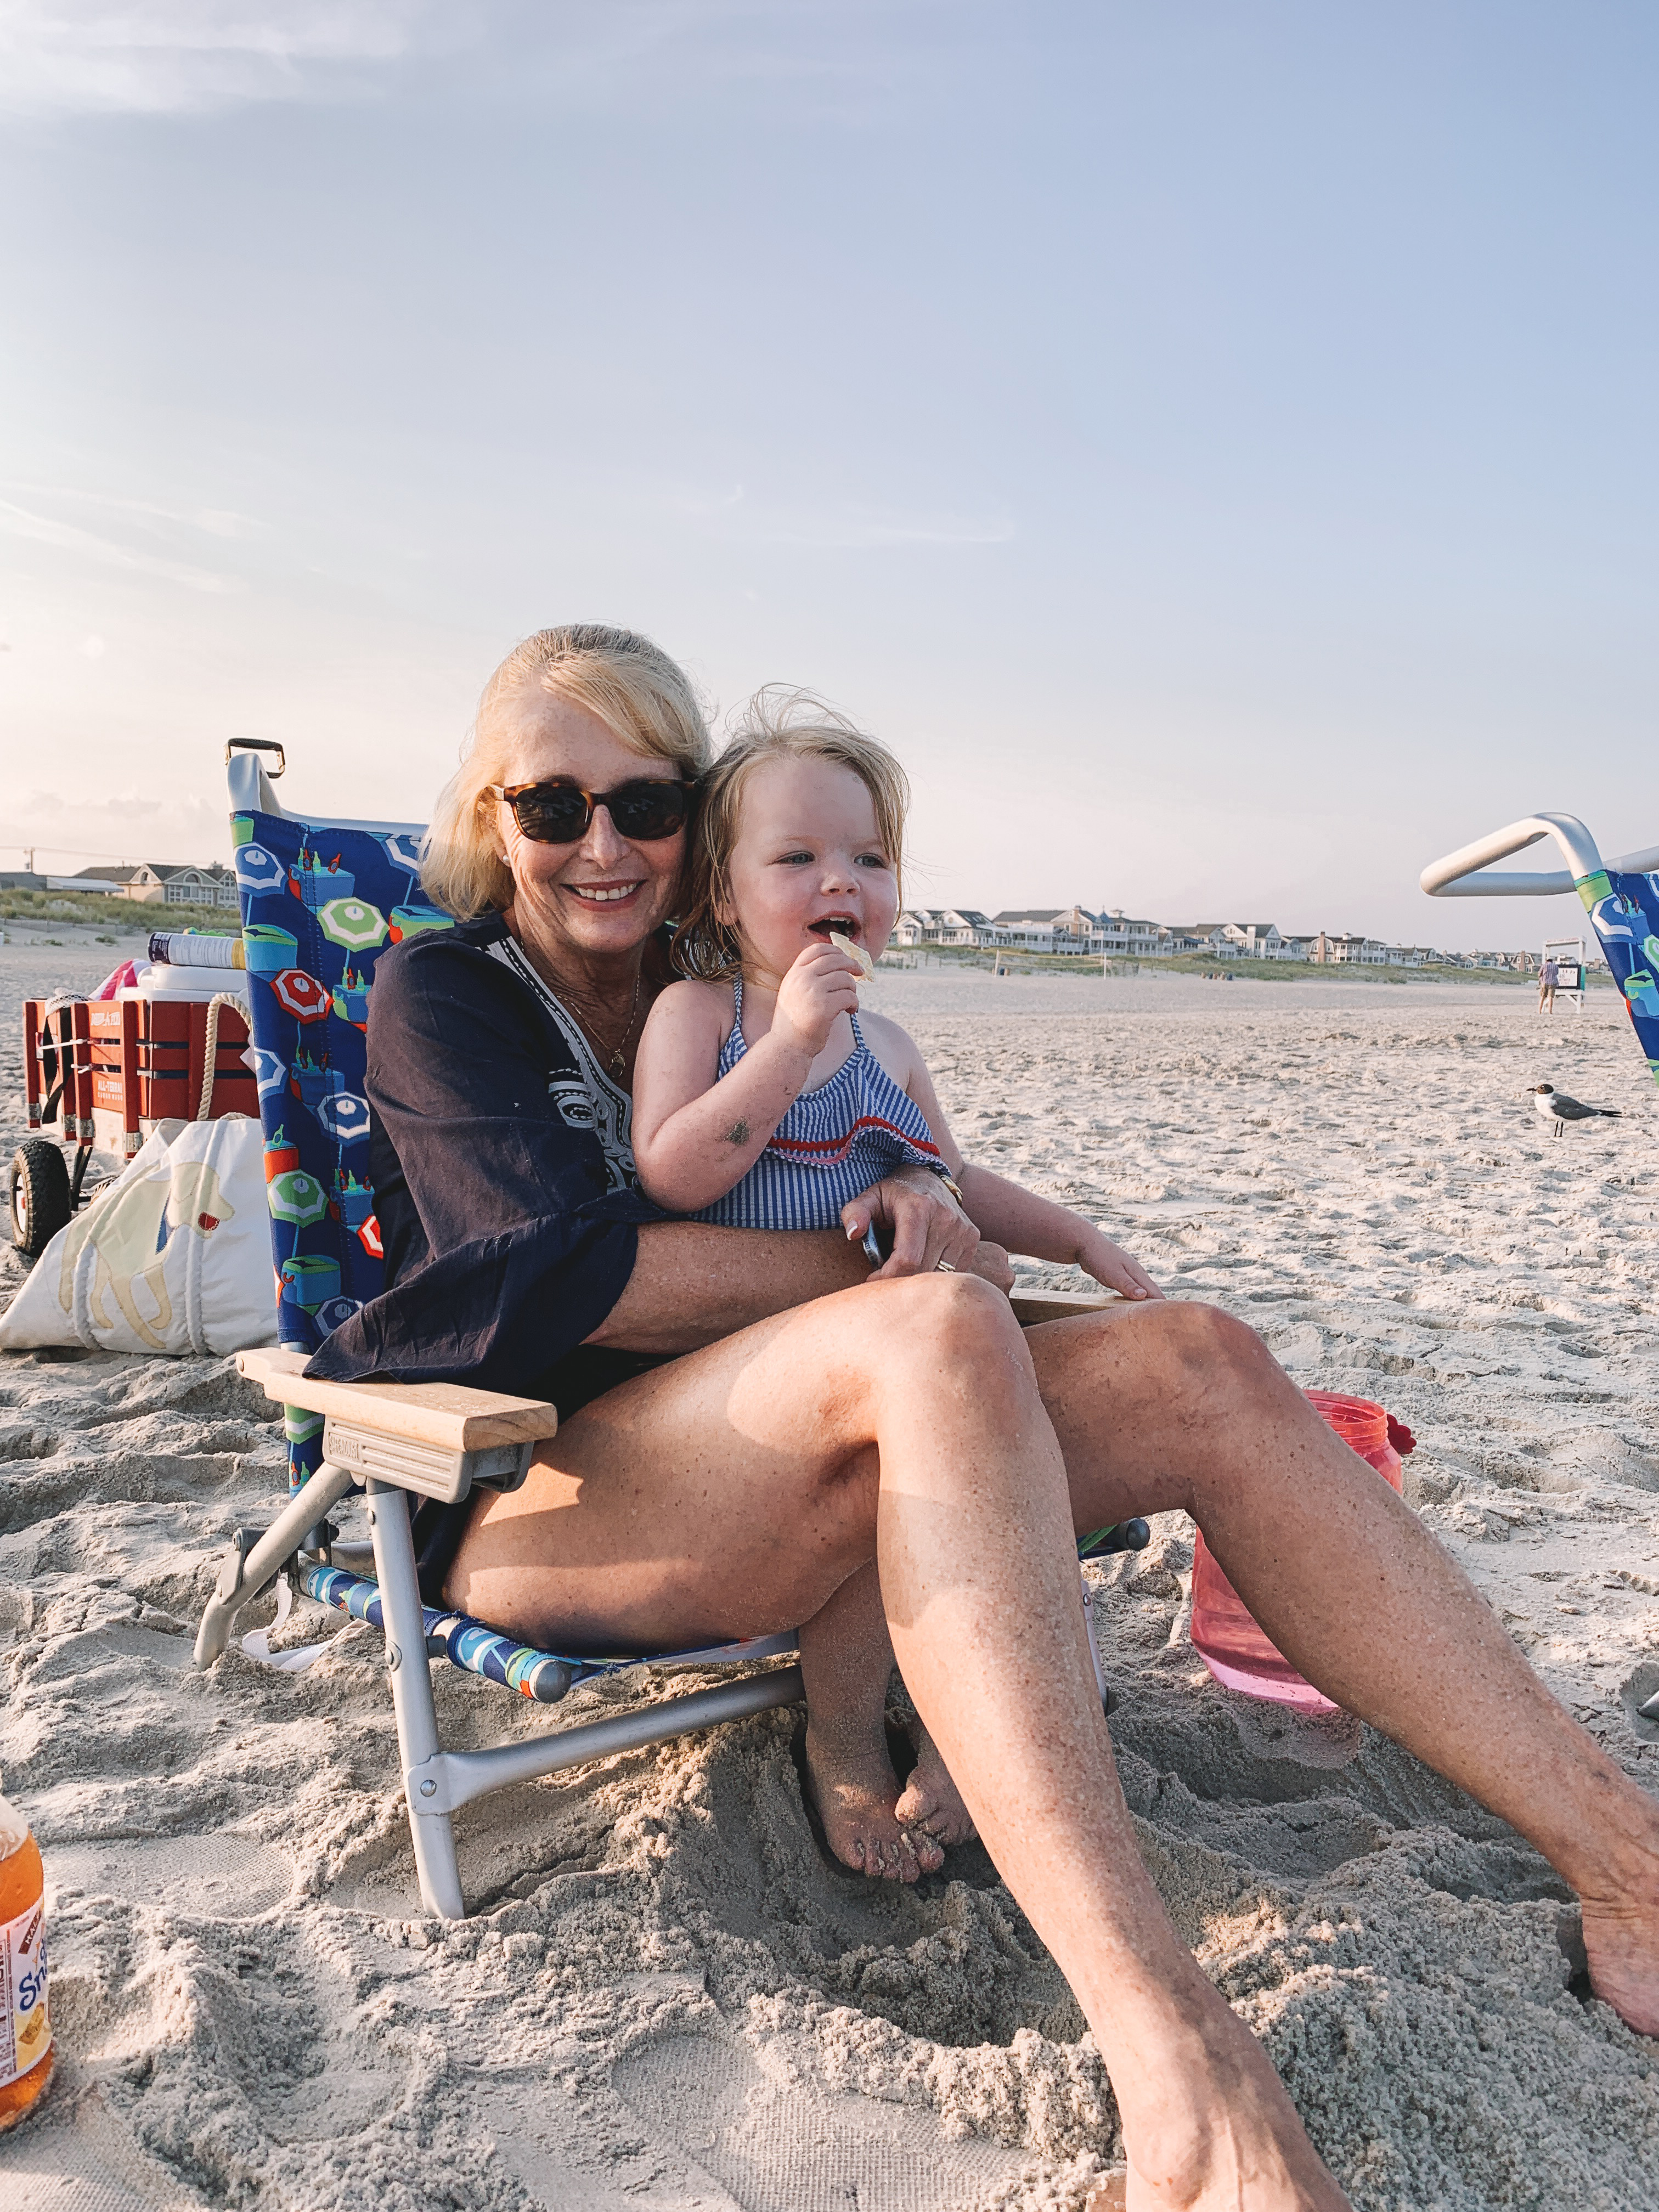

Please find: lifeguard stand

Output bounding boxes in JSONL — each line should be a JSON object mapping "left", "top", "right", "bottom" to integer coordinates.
{"left": 1542, "top": 936, "right": 1587, "bottom": 1008}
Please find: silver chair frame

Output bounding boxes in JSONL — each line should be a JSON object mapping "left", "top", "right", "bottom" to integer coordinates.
{"left": 1420, "top": 810, "right": 1659, "bottom": 899}
{"left": 195, "top": 1353, "right": 804, "bottom": 1920}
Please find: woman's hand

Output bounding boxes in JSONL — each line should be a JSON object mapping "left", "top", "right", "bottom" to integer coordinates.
{"left": 1079, "top": 1231, "right": 1164, "bottom": 1303}
{"left": 842, "top": 1169, "right": 1000, "bottom": 1283}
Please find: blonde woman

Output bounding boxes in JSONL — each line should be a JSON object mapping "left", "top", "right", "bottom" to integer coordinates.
{"left": 313, "top": 623, "right": 1659, "bottom": 2212}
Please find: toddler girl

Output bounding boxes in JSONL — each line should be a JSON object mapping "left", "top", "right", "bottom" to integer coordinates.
{"left": 631, "top": 691, "right": 1161, "bottom": 1877}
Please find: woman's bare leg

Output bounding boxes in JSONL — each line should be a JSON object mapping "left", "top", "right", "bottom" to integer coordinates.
{"left": 446, "top": 1276, "right": 1351, "bottom": 2210}
{"left": 1026, "top": 1300, "right": 1659, "bottom": 2037}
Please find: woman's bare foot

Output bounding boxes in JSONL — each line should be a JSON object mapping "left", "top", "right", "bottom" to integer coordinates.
{"left": 894, "top": 1719, "right": 977, "bottom": 1848}
{"left": 1581, "top": 1881, "right": 1659, "bottom": 2036}
{"left": 803, "top": 1721, "right": 945, "bottom": 1880}
{"left": 1113, "top": 1984, "right": 1352, "bottom": 2211}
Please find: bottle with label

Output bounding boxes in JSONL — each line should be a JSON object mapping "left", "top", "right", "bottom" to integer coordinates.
{"left": 0, "top": 1788, "right": 52, "bottom": 2131}
{"left": 1189, "top": 1391, "right": 1414, "bottom": 1713}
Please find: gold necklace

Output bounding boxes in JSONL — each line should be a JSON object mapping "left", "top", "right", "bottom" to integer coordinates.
{"left": 573, "top": 971, "right": 643, "bottom": 1079}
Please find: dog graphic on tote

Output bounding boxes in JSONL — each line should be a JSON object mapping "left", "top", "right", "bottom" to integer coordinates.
{"left": 56, "top": 1158, "right": 233, "bottom": 1351}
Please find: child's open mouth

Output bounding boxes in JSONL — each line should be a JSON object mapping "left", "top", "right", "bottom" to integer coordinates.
{"left": 808, "top": 915, "right": 859, "bottom": 941}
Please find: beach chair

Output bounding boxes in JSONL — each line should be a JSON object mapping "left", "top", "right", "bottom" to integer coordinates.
{"left": 194, "top": 742, "right": 1132, "bottom": 1918}
{"left": 1421, "top": 811, "right": 1659, "bottom": 1074}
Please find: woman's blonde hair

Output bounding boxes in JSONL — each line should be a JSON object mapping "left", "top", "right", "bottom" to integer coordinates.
{"left": 421, "top": 624, "right": 713, "bottom": 921}
{"left": 672, "top": 687, "right": 910, "bottom": 982}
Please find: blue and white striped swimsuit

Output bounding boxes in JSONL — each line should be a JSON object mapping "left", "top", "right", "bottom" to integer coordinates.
{"left": 694, "top": 979, "right": 945, "bottom": 1229}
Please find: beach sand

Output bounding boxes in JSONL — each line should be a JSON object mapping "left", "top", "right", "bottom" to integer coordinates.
{"left": 2, "top": 955, "right": 1656, "bottom": 2211}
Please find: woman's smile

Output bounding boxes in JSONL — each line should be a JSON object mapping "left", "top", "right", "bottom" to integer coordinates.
{"left": 565, "top": 881, "right": 646, "bottom": 905}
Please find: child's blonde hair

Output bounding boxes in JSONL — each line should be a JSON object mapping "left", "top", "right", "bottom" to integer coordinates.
{"left": 672, "top": 687, "right": 910, "bottom": 983}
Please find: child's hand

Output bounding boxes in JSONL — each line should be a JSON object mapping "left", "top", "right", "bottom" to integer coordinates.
{"left": 1080, "top": 1233, "right": 1164, "bottom": 1302}
{"left": 774, "top": 941, "right": 862, "bottom": 1058}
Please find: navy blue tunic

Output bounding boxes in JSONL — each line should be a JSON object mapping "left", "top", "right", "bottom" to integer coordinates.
{"left": 307, "top": 912, "right": 670, "bottom": 1410}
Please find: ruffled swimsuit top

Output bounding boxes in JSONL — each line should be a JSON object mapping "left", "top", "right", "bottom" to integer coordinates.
{"left": 692, "top": 978, "right": 944, "bottom": 1229}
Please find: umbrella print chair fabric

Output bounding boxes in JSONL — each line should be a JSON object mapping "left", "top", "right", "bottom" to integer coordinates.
{"left": 1579, "top": 871, "right": 1659, "bottom": 1064}
{"left": 232, "top": 791, "right": 452, "bottom": 1492}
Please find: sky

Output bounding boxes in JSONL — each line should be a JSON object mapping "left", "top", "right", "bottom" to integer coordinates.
{"left": 1, "top": 1, "right": 1656, "bottom": 947}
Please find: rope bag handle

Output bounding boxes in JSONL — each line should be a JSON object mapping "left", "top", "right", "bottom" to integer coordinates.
{"left": 196, "top": 993, "right": 249, "bottom": 1121}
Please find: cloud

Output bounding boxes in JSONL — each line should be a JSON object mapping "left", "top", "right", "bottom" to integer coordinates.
{"left": 0, "top": 785, "right": 229, "bottom": 869}
{"left": 761, "top": 510, "right": 1015, "bottom": 551}
{"left": 669, "top": 479, "right": 1013, "bottom": 551}
{"left": 0, "top": 497, "right": 239, "bottom": 591}
{"left": 0, "top": 0, "right": 445, "bottom": 116}
{"left": 0, "top": 2, "right": 950, "bottom": 121}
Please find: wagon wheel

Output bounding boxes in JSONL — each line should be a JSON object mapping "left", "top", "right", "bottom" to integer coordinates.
{"left": 9, "top": 1140, "right": 73, "bottom": 1260}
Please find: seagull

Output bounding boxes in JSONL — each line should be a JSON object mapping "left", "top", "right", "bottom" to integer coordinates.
{"left": 1525, "top": 1082, "right": 1622, "bottom": 1138}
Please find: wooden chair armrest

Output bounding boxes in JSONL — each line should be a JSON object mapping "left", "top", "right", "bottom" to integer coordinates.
{"left": 236, "top": 1346, "right": 558, "bottom": 1452}
{"left": 1009, "top": 1288, "right": 1117, "bottom": 1327}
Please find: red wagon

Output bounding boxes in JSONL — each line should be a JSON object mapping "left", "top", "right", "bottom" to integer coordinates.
{"left": 11, "top": 985, "right": 255, "bottom": 1258}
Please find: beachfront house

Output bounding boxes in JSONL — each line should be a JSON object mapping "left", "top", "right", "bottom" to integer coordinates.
{"left": 891, "top": 907, "right": 997, "bottom": 948}
{"left": 1311, "top": 932, "right": 1387, "bottom": 965}
{"left": 1165, "top": 924, "right": 1231, "bottom": 957}
{"left": 990, "top": 909, "right": 1105, "bottom": 955}
{"left": 72, "top": 861, "right": 240, "bottom": 911}
{"left": 1091, "top": 909, "right": 1171, "bottom": 957}
{"left": 1220, "top": 922, "right": 1285, "bottom": 960}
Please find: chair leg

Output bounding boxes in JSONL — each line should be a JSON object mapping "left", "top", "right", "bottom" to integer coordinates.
{"left": 193, "top": 1458, "right": 359, "bottom": 1669}
{"left": 365, "top": 1477, "right": 465, "bottom": 1920}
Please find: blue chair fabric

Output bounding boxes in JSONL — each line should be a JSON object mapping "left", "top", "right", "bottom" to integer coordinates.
{"left": 1579, "top": 867, "right": 1659, "bottom": 1077}
{"left": 232, "top": 804, "right": 454, "bottom": 1493}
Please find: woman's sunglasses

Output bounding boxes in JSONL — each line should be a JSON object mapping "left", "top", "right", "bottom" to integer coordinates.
{"left": 491, "top": 778, "right": 693, "bottom": 845}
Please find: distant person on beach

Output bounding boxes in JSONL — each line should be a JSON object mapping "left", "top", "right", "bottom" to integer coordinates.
{"left": 1538, "top": 956, "right": 1560, "bottom": 1011}
{"left": 627, "top": 698, "right": 1161, "bottom": 1868}
{"left": 313, "top": 624, "right": 1659, "bottom": 2212}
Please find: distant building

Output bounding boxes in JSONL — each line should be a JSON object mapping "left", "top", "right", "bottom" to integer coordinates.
{"left": 72, "top": 862, "right": 239, "bottom": 910}
{"left": 990, "top": 909, "right": 1086, "bottom": 953}
{"left": 1088, "top": 909, "right": 1171, "bottom": 957}
{"left": 1311, "top": 933, "right": 1387, "bottom": 966}
{"left": 1220, "top": 922, "right": 1286, "bottom": 959}
{"left": 891, "top": 907, "right": 997, "bottom": 948}
{"left": 1165, "top": 924, "right": 1230, "bottom": 956}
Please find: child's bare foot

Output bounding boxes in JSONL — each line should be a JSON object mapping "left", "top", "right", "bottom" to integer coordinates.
{"left": 803, "top": 1722, "right": 945, "bottom": 1880}
{"left": 894, "top": 1719, "right": 977, "bottom": 1849}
